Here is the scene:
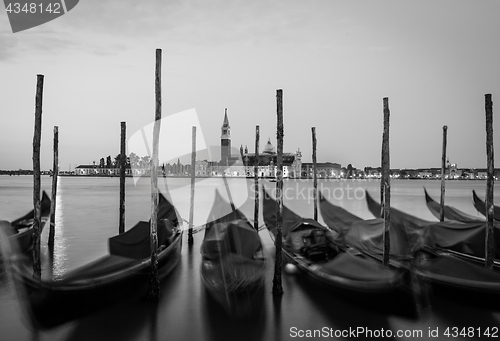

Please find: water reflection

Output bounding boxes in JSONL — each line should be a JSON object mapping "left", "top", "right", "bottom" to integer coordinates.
{"left": 427, "top": 294, "right": 500, "bottom": 339}
{"left": 52, "top": 191, "right": 68, "bottom": 280}
{"left": 271, "top": 295, "right": 283, "bottom": 341}
{"left": 64, "top": 290, "right": 162, "bottom": 341}
{"left": 287, "top": 271, "right": 398, "bottom": 341}
{"left": 203, "top": 291, "right": 266, "bottom": 341}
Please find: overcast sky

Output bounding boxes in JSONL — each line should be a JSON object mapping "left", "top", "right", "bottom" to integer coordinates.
{"left": 1, "top": 0, "right": 500, "bottom": 171}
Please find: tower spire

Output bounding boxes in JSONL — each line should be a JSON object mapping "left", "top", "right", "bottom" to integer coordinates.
{"left": 221, "top": 108, "right": 231, "bottom": 163}
{"left": 223, "top": 108, "right": 229, "bottom": 127}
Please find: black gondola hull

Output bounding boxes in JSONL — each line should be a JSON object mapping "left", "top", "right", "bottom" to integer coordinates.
{"left": 14, "top": 231, "right": 182, "bottom": 329}
{"left": 4, "top": 191, "right": 51, "bottom": 253}
{"left": 200, "top": 190, "right": 267, "bottom": 318}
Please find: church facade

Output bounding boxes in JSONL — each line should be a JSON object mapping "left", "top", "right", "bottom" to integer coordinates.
{"left": 241, "top": 139, "right": 302, "bottom": 178}
{"left": 195, "top": 110, "right": 302, "bottom": 177}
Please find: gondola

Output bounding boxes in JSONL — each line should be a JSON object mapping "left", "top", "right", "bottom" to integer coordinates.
{"left": 200, "top": 190, "right": 266, "bottom": 318}
{"left": 361, "top": 191, "right": 500, "bottom": 306}
{"left": 262, "top": 189, "right": 411, "bottom": 313}
{"left": 3, "top": 191, "right": 51, "bottom": 253}
{"left": 319, "top": 192, "right": 425, "bottom": 266}
{"left": 8, "top": 192, "right": 183, "bottom": 329}
{"left": 413, "top": 248, "right": 500, "bottom": 307}
{"left": 424, "top": 188, "right": 483, "bottom": 223}
{"left": 473, "top": 189, "right": 500, "bottom": 221}
{"left": 366, "top": 190, "right": 500, "bottom": 262}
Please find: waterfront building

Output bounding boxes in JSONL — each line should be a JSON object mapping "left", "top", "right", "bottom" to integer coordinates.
{"left": 418, "top": 170, "right": 433, "bottom": 179}
{"left": 301, "top": 162, "right": 341, "bottom": 178}
{"left": 195, "top": 160, "right": 209, "bottom": 176}
{"left": 473, "top": 169, "right": 496, "bottom": 180}
{"left": 449, "top": 163, "right": 463, "bottom": 179}
{"left": 74, "top": 163, "right": 132, "bottom": 176}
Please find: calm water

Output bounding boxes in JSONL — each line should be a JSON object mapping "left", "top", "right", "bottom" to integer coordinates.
{"left": 1, "top": 175, "right": 499, "bottom": 341}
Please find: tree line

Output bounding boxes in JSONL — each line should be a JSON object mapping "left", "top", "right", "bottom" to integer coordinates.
{"left": 96, "top": 153, "right": 151, "bottom": 169}
{"left": 96, "top": 153, "right": 188, "bottom": 173}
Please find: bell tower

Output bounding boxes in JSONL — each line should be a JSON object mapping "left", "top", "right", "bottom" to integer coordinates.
{"left": 221, "top": 108, "right": 231, "bottom": 164}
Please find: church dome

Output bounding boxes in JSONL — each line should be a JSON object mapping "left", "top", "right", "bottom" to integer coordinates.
{"left": 262, "top": 139, "right": 276, "bottom": 154}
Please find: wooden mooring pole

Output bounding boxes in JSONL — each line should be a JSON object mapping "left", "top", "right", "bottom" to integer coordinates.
{"left": 440, "top": 125, "right": 448, "bottom": 222}
{"left": 48, "top": 126, "right": 58, "bottom": 248}
{"left": 272, "top": 89, "right": 284, "bottom": 295}
{"left": 485, "top": 94, "right": 494, "bottom": 270}
{"left": 119, "top": 121, "right": 126, "bottom": 234}
{"left": 380, "top": 149, "right": 384, "bottom": 215}
{"left": 32, "top": 74, "right": 44, "bottom": 279}
{"left": 312, "top": 127, "right": 318, "bottom": 221}
{"left": 188, "top": 126, "right": 196, "bottom": 245}
{"left": 147, "top": 49, "right": 162, "bottom": 298}
{"left": 382, "top": 97, "right": 391, "bottom": 266}
{"left": 254, "top": 125, "right": 260, "bottom": 231}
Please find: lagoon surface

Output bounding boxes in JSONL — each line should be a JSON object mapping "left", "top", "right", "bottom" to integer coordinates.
{"left": 1, "top": 175, "right": 499, "bottom": 341}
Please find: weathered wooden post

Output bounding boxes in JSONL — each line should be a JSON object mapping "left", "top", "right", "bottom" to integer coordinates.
{"left": 380, "top": 103, "right": 388, "bottom": 213}
{"left": 147, "top": 49, "right": 162, "bottom": 298}
{"left": 254, "top": 125, "right": 260, "bottom": 231}
{"left": 272, "top": 89, "right": 284, "bottom": 295}
{"left": 48, "top": 126, "right": 58, "bottom": 248}
{"left": 188, "top": 126, "right": 196, "bottom": 245}
{"left": 119, "top": 121, "right": 126, "bottom": 234}
{"left": 381, "top": 97, "right": 391, "bottom": 266}
{"left": 312, "top": 127, "right": 318, "bottom": 221}
{"left": 440, "top": 125, "right": 448, "bottom": 222}
{"left": 380, "top": 156, "right": 384, "bottom": 214}
{"left": 485, "top": 94, "right": 495, "bottom": 270}
{"left": 32, "top": 74, "right": 44, "bottom": 279}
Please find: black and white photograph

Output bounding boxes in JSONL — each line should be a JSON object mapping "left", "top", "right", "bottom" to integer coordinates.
{"left": 1, "top": 1, "right": 500, "bottom": 340}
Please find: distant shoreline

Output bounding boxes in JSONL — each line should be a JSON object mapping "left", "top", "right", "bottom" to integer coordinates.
{"left": 0, "top": 174, "right": 490, "bottom": 181}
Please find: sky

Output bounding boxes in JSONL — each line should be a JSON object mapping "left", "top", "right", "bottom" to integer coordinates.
{"left": 1, "top": 0, "right": 500, "bottom": 171}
